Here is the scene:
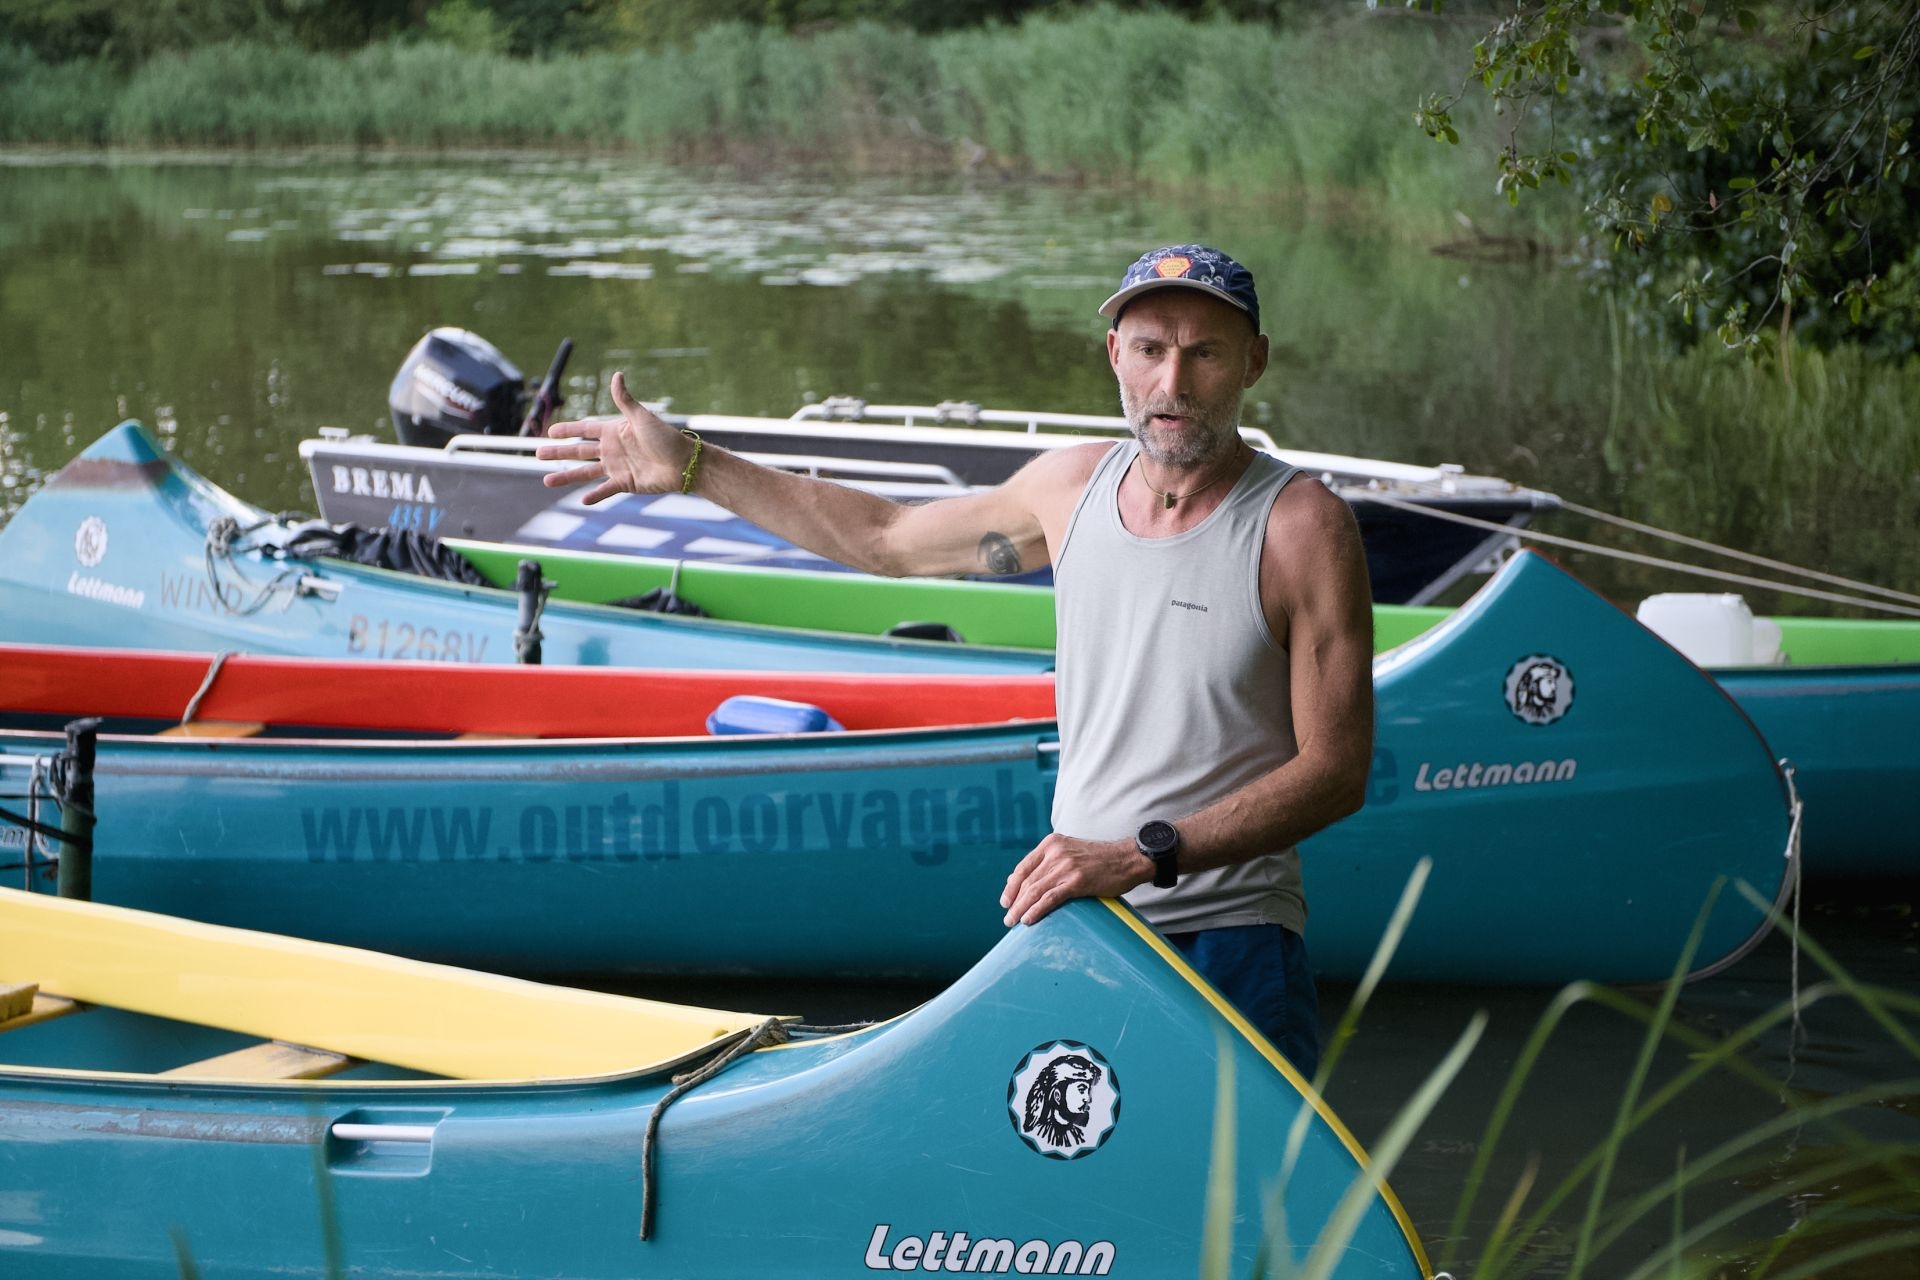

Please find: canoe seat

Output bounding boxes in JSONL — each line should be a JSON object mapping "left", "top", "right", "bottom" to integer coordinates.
{"left": 0, "top": 888, "right": 771, "bottom": 1083}
{"left": 0, "top": 981, "right": 33, "bottom": 1021}
{"left": 163, "top": 1040, "right": 359, "bottom": 1080}
{"left": 0, "top": 982, "right": 81, "bottom": 1033}
{"left": 157, "top": 721, "right": 265, "bottom": 738}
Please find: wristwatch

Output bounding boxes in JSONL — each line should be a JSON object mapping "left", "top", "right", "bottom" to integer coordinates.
{"left": 1136, "top": 819, "right": 1181, "bottom": 889}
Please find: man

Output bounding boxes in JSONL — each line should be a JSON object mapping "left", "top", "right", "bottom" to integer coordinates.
{"left": 538, "top": 244, "right": 1375, "bottom": 1076}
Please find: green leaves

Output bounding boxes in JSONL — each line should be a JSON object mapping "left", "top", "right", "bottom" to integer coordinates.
{"left": 1420, "top": 0, "right": 1920, "bottom": 352}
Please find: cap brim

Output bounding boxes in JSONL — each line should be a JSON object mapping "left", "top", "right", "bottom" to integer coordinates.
{"left": 1098, "top": 278, "right": 1252, "bottom": 321}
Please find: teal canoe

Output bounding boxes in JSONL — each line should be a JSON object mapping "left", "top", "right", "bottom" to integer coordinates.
{"left": 440, "top": 540, "right": 1914, "bottom": 877}
{"left": 0, "top": 423, "right": 1052, "bottom": 676}
{"left": 0, "top": 547, "right": 1793, "bottom": 985}
{"left": 0, "top": 888, "right": 1430, "bottom": 1278}
{"left": 1373, "top": 606, "right": 1920, "bottom": 878}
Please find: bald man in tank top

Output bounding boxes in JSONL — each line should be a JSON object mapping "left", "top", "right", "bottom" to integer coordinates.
{"left": 539, "top": 245, "right": 1375, "bottom": 1076}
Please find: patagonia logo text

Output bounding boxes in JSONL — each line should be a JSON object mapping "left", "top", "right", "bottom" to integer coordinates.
{"left": 1170, "top": 599, "right": 1208, "bottom": 613}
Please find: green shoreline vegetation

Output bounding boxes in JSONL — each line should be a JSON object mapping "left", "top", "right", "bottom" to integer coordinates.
{"left": 0, "top": 8, "right": 1510, "bottom": 232}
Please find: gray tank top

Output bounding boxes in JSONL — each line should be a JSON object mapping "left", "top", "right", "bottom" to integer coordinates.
{"left": 1052, "top": 440, "right": 1306, "bottom": 934}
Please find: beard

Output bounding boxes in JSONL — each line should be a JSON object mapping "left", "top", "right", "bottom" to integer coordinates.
{"left": 1118, "top": 383, "right": 1240, "bottom": 470}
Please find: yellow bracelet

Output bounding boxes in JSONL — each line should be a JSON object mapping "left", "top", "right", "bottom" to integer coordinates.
{"left": 678, "top": 430, "right": 704, "bottom": 495}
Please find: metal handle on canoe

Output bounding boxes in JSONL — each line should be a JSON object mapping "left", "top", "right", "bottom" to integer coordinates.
{"left": 330, "top": 1122, "right": 437, "bottom": 1144}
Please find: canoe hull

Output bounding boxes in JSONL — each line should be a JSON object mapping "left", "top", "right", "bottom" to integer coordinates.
{"left": 1301, "top": 552, "right": 1792, "bottom": 983}
{"left": 1, "top": 549, "right": 1792, "bottom": 985}
{"left": 1716, "top": 663, "right": 1920, "bottom": 877}
{"left": 0, "top": 424, "right": 1052, "bottom": 676}
{"left": 25, "top": 727, "right": 1057, "bottom": 979}
{"left": 0, "top": 897, "right": 1427, "bottom": 1278}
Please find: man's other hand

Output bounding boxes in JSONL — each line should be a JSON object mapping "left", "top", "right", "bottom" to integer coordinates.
{"left": 1001, "top": 834, "right": 1151, "bottom": 927}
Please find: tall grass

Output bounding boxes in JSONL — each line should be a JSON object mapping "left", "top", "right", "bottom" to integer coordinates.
{"left": 1203, "top": 873, "right": 1920, "bottom": 1278}
{"left": 1553, "top": 334, "right": 1920, "bottom": 614}
{"left": 0, "top": 8, "right": 1516, "bottom": 229}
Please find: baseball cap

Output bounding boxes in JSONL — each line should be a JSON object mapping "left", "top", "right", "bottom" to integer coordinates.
{"left": 1098, "top": 244, "right": 1260, "bottom": 333}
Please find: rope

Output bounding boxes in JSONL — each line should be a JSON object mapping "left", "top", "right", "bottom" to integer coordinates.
{"left": 0, "top": 806, "right": 72, "bottom": 847}
{"left": 204, "top": 517, "right": 312, "bottom": 617}
{"left": 180, "top": 650, "right": 234, "bottom": 725}
{"left": 638, "top": 1017, "right": 789, "bottom": 1241}
{"left": 783, "top": 1020, "right": 880, "bottom": 1037}
{"left": 1781, "top": 761, "right": 1806, "bottom": 1070}
{"left": 1349, "top": 492, "right": 1920, "bottom": 618}
{"left": 1, "top": 754, "right": 76, "bottom": 866}
{"left": 28, "top": 754, "right": 46, "bottom": 886}
{"left": 47, "top": 745, "right": 95, "bottom": 850}
{"left": 1556, "top": 499, "right": 1920, "bottom": 609}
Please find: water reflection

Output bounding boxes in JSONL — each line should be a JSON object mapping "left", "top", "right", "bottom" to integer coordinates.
{"left": 2, "top": 151, "right": 1914, "bottom": 608}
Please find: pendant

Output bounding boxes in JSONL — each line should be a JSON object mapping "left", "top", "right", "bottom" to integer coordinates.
{"left": 1163, "top": 492, "right": 1177, "bottom": 509}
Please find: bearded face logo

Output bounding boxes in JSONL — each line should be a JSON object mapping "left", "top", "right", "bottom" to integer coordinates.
{"left": 1504, "top": 654, "right": 1574, "bottom": 726}
{"left": 1007, "top": 1042, "right": 1120, "bottom": 1159}
{"left": 74, "top": 516, "right": 108, "bottom": 568}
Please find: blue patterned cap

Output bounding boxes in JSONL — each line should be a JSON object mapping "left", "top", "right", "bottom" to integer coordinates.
{"left": 1099, "top": 244, "right": 1260, "bottom": 333}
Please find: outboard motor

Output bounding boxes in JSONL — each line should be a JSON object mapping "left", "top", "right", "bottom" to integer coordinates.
{"left": 388, "top": 328, "right": 526, "bottom": 448}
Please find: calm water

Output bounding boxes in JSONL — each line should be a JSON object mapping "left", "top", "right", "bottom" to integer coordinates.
{"left": 1, "top": 153, "right": 1915, "bottom": 1273}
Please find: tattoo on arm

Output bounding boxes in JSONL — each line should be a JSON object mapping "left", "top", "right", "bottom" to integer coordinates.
{"left": 979, "top": 532, "right": 1023, "bottom": 576}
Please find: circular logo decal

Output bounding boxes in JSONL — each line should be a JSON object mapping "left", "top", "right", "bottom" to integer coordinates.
{"left": 1504, "top": 654, "right": 1574, "bottom": 726}
{"left": 1007, "top": 1041, "right": 1120, "bottom": 1160}
{"left": 74, "top": 517, "right": 108, "bottom": 568}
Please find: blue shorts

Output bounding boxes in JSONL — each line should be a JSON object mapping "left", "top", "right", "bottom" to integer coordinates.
{"left": 1163, "top": 923, "right": 1321, "bottom": 1080}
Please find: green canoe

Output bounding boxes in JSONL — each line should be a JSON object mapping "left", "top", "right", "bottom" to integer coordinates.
{"left": 447, "top": 537, "right": 1919, "bottom": 665}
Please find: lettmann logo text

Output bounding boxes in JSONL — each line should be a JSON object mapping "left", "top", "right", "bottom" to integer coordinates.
{"left": 863, "top": 1226, "right": 1114, "bottom": 1275}
{"left": 300, "top": 772, "right": 1046, "bottom": 866}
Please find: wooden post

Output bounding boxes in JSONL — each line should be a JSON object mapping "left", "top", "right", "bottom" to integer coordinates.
{"left": 55, "top": 717, "right": 99, "bottom": 902}
{"left": 514, "top": 559, "right": 547, "bottom": 665}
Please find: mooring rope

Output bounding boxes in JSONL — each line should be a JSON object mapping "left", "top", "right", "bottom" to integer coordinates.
{"left": 1679, "top": 757, "right": 1805, "bottom": 988}
{"left": 1350, "top": 492, "right": 1920, "bottom": 618}
{"left": 12, "top": 755, "right": 53, "bottom": 883}
{"left": 0, "top": 805, "right": 70, "bottom": 849}
{"left": 638, "top": 1016, "right": 790, "bottom": 1241}
{"left": 28, "top": 754, "right": 46, "bottom": 882}
{"left": 179, "top": 650, "right": 234, "bottom": 725}
{"left": 0, "top": 754, "right": 72, "bottom": 876}
{"left": 204, "top": 516, "right": 313, "bottom": 617}
{"left": 1781, "top": 762, "right": 1806, "bottom": 1062}
{"left": 1555, "top": 498, "right": 1920, "bottom": 609}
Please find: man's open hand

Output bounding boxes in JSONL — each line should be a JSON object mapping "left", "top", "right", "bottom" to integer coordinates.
{"left": 536, "top": 371, "right": 694, "bottom": 504}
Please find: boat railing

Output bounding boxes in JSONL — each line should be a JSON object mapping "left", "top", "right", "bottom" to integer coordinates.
{"left": 320, "top": 407, "right": 1554, "bottom": 505}
{"left": 737, "top": 452, "right": 971, "bottom": 490}
{"left": 791, "top": 396, "right": 1288, "bottom": 456}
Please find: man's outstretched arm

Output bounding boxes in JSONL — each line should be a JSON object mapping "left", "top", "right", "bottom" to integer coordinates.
{"left": 538, "top": 371, "right": 1086, "bottom": 580}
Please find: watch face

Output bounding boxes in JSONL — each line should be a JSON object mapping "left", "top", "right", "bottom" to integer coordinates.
{"left": 1138, "top": 820, "right": 1179, "bottom": 855}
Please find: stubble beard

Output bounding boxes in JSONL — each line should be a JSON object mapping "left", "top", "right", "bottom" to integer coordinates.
{"left": 1119, "top": 383, "right": 1240, "bottom": 471}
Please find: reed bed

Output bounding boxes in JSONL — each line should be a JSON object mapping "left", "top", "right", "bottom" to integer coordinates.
{"left": 1557, "top": 335, "right": 1920, "bottom": 614}
{"left": 0, "top": 8, "right": 1508, "bottom": 230}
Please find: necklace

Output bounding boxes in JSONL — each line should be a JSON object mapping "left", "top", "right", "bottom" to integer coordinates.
{"left": 1137, "top": 450, "right": 1242, "bottom": 510}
